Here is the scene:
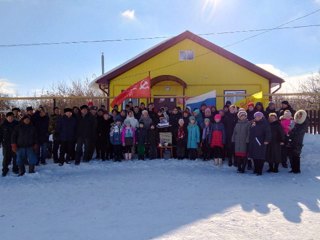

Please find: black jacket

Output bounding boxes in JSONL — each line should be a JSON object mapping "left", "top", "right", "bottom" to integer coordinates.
{"left": 97, "top": 117, "right": 113, "bottom": 141}
{"left": 34, "top": 115, "right": 50, "bottom": 144}
{"left": 76, "top": 113, "right": 97, "bottom": 140}
{"left": 147, "top": 128, "right": 159, "bottom": 146}
{"left": 267, "top": 121, "right": 285, "bottom": 163}
{"left": 12, "top": 123, "right": 38, "bottom": 148}
{"left": 223, "top": 112, "right": 237, "bottom": 144}
{"left": 248, "top": 119, "right": 271, "bottom": 160}
{"left": 0, "top": 119, "right": 19, "bottom": 146}
{"left": 57, "top": 115, "right": 77, "bottom": 142}
{"left": 288, "top": 118, "right": 309, "bottom": 155}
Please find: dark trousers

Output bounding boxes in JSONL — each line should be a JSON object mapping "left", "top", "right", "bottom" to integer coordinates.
{"left": 290, "top": 153, "right": 301, "bottom": 173}
{"left": 281, "top": 145, "right": 288, "bottom": 166}
{"left": 176, "top": 141, "right": 186, "bottom": 160}
{"left": 113, "top": 144, "right": 123, "bottom": 161}
{"left": 101, "top": 140, "right": 111, "bottom": 160}
{"left": 52, "top": 140, "right": 61, "bottom": 162}
{"left": 202, "top": 143, "right": 211, "bottom": 160}
{"left": 148, "top": 145, "right": 157, "bottom": 159}
{"left": 188, "top": 148, "right": 197, "bottom": 160}
{"left": 95, "top": 136, "right": 103, "bottom": 159}
{"left": 2, "top": 145, "right": 18, "bottom": 174}
{"left": 75, "top": 137, "right": 94, "bottom": 163}
{"left": 237, "top": 157, "right": 247, "bottom": 172}
{"left": 268, "top": 162, "right": 279, "bottom": 172}
{"left": 253, "top": 159, "right": 265, "bottom": 175}
{"left": 37, "top": 142, "right": 48, "bottom": 164}
{"left": 59, "top": 141, "right": 75, "bottom": 163}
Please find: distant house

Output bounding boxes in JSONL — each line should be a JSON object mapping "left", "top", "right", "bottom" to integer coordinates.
{"left": 94, "top": 30, "right": 284, "bottom": 110}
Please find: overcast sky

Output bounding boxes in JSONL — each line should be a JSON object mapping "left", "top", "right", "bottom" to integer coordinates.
{"left": 0, "top": 0, "right": 319, "bottom": 96}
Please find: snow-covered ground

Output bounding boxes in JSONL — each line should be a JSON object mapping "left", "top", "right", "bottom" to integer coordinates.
{"left": 0, "top": 135, "right": 319, "bottom": 240}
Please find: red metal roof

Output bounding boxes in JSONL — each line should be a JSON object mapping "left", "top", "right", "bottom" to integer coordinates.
{"left": 96, "top": 30, "right": 284, "bottom": 84}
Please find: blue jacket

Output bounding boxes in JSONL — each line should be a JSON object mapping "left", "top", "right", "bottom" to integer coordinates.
{"left": 187, "top": 124, "right": 200, "bottom": 149}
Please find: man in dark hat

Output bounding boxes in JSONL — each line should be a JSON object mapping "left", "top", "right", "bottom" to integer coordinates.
{"left": 56, "top": 108, "right": 77, "bottom": 166}
{"left": 75, "top": 105, "right": 97, "bottom": 164}
{"left": 0, "top": 112, "right": 19, "bottom": 176}
{"left": 279, "top": 100, "right": 295, "bottom": 117}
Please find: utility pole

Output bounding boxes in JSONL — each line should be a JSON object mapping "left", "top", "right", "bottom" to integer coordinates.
{"left": 101, "top": 52, "right": 105, "bottom": 75}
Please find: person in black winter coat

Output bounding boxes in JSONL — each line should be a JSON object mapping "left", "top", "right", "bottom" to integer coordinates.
{"left": 223, "top": 105, "right": 238, "bottom": 166}
{"left": 266, "top": 113, "right": 285, "bottom": 173}
{"left": 169, "top": 107, "right": 182, "bottom": 150}
{"left": 265, "top": 102, "right": 278, "bottom": 119}
{"left": 248, "top": 111, "right": 271, "bottom": 176}
{"left": 0, "top": 112, "right": 19, "bottom": 176}
{"left": 56, "top": 108, "right": 77, "bottom": 165}
{"left": 11, "top": 115, "right": 38, "bottom": 176}
{"left": 246, "top": 102, "right": 256, "bottom": 122}
{"left": 33, "top": 108, "right": 50, "bottom": 165}
{"left": 136, "top": 121, "right": 148, "bottom": 160}
{"left": 147, "top": 123, "right": 159, "bottom": 159}
{"left": 279, "top": 100, "right": 296, "bottom": 117}
{"left": 75, "top": 105, "right": 97, "bottom": 164}
{"left": 287, "top": 110, "right": 308, "bottom": 174}
{"left": 94, "top": 109, "right": 105, "bottom": 159}
{"left": 98, "top": 113, "right": 113, "bottom": 161}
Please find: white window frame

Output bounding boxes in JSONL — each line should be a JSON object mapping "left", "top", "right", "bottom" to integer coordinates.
{"left": 224, "top": 90, "right": 246, "bottom": 105}
{"left": 179, "top": 50, "right": 194, "bottom": 61}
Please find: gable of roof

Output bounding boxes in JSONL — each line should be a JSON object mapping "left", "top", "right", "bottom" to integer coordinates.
{"left": 95, "top": 30, "right": 284, "bottom": 84}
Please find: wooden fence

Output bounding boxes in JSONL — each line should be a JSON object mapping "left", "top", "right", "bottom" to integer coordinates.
{"left": 306, "top": 110, "right": 320, "bottom": 134}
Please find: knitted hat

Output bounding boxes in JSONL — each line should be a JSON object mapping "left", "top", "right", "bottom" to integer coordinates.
{"left": 124, "top": 119, "right": 131, "bottom": 125}
{"left": 193, "top": 109, "right": 200, "bottom": 115}
{"left": 214, "top": 114, "right": 222, "bottom": 121}
{"left": 12, "top": 107, "right": 20, "bottom": 112}
{"left": 254, "top": 111, "right": 264, "bottom": 118}
{"left": 283, "top": 110, "right": 292, "bottom": 119}
{"left": 26, "top": 106, "right": 33, "bottom": 111}
{"left": 268, "top": 101, "right": 275, "bottom": 106}
{"left": 189, "top": 116, "right": 196, "bottom": 121}
{"left": 204, "top": 118, "right": 211, "bottom": 123}
{"left": 205, "top": 108, "right": 211, "bottom": 114}
{"left": 237, "top": 111, "right": 247, "bottom": 119}
{"left": 281, "top": 100, "right": 289, "bottom": 105}
{"left": 255, "top": 102, "right": 263, "bottom": 107}
{"left": 247, "top": 102, "right": 254, "bottom": 108}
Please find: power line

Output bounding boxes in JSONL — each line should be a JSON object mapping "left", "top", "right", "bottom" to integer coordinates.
{"left": 0, "top": 24, "right": 319, "bottom": 48}
{"left": 223, "top": 8, "right": 320, "bottom": 48}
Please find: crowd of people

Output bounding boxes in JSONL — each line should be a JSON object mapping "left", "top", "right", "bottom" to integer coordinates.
{"left": 0, "top": 100, "right": 308, "bottom": 177}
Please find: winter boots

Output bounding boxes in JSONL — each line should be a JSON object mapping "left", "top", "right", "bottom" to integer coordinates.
{"left": 18, "top": 165, "right": 26, "bottom": 176}
{"left": 29, "top": 165, "right": 35, "bottom": 174}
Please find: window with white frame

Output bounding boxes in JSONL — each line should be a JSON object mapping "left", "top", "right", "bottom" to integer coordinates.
{"left": 224, "top": 90, "right": 246, "bottom": 105}
{"left": 179, "top": 50, "right": 194, "bottom": 61}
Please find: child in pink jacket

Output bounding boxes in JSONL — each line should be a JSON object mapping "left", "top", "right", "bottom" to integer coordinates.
{"left": 121, "top": 119, "right": 135, "bottom": 160}
{"left": 280, "top": 110, "right": 294, "bottom": 168}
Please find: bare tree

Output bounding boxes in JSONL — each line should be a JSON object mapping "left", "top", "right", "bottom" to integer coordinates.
{"left": 298, "top": 70, "right": 320, "bottom": 110}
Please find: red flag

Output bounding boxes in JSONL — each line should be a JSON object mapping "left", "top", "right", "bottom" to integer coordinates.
{"left": 111, "top": 76, "right": 151, "bottom": 107}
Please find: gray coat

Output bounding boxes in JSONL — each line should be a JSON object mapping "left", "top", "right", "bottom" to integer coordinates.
{"left": 232, "top": 119, "right": 250, "bottom": 155}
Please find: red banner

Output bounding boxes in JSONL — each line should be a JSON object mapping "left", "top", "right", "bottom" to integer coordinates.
{"left": 111, "top": 76, "right": 151, "bottom": 107}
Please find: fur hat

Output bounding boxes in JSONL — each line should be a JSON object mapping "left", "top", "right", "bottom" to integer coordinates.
{"left": 254, "top": 111, "right": 264, "bottom": 118}
{"left": 268, "top": 112, "right": 278, "bottom": 119}
{"left": 237, "top": 111, "right": 247, "bottom": 119}
{"left": 294, "top": 110, "right": 307, "bottom": 124}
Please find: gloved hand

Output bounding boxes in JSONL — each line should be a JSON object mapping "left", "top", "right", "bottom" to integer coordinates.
{"left": 11, "top": 144, "right": 17, "bottom": 153}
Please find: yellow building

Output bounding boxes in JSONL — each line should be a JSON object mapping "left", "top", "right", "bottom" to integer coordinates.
{"left": 95, "top": 31, "right": 284, "bottom": 110}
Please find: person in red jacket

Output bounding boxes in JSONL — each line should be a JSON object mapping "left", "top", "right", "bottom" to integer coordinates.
{"left": 210, "top": 114, "right": 226, "bottom": 166}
